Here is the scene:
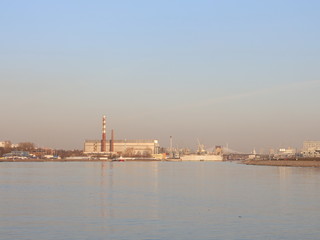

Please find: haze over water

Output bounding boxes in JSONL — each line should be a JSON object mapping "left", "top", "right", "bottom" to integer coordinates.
{"left": 1, "top": 162, "right": 320, "bottom": 240}
{"left": 1, "top": 1, "right": 320, "bottom": 152}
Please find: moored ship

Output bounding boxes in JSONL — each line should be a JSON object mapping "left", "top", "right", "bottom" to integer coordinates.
{"left": 180, "top": 142, "right": 223, "bottom": 161}
{"left": 180, "top": 154, "right": 223, "bottom": 161}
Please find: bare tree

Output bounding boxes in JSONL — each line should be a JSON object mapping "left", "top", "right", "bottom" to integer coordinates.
{"left": 4, "top": 141, "right": 12, "bottom": 149}
{"left": 0, "top": 141, "right": 12, "bottom": 156}
{"left": 17, "top": 142, "right": 35, "bottom": 151}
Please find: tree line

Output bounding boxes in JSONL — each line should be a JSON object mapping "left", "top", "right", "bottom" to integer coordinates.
{"left": 0, "top": 141, "right": 84, "bottom": 158}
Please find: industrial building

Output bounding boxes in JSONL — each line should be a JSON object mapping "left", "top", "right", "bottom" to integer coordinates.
{"left": 84, "top": 116, "right": 160, "bottom": 156}
{"left": 84, "top": 139, "right": 160, "bottom": 155}
{"left": 302, "top": 141, "right": 320, "bottom": 157}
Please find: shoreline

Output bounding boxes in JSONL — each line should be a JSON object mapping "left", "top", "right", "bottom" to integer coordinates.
{"left": 2, "top": 158, "right": 320, "bottom": 167}
{"left": 243, "top": 159, "right": 320, "bottom": 167}
{"left": 0, "top": 158, "right": 162, "bottom": 162}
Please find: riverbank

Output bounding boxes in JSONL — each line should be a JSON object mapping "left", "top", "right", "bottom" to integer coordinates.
{"left": 0, "top": 158, "right": 162, "bottom": 162}
{"left": 243, "top": 159, "right": 320, "bottom": 167}
{"left": 0, "top": 158, "right": 98, "bottom": 162}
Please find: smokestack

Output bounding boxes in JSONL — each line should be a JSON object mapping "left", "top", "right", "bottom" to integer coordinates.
{"left": 169, "top": 136, "right": 173, "bottom": 158}
{"left": 101, "top": 115, "right": 106, "bottom": 152}
{"left": 110, "top": 129, "right": 114, "bottom": 152}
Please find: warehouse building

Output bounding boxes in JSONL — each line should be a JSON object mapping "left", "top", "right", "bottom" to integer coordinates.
{"left": 84, "top": 139, "right": 160, "bottom": 155}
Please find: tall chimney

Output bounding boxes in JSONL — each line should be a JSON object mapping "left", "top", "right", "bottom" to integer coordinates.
{"left": 101, "top": 115, "right": 106, "bottom": 152}
{"left": 110, "top": 129, "right": 114, "bottom": 152}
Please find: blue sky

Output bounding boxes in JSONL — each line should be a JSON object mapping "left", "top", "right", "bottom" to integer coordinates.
{"left": 1, "top": 0, "right": 320, "bottom": 152}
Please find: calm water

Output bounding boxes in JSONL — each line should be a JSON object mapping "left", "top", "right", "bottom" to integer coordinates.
{"left": 1, "top": 161, "right": 320, "bottom": 240}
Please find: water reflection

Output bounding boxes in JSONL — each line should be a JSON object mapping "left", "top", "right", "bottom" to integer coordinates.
{"left": 99, "top": 162, "right": 109, "bottom": 218}
{"left": 97, "top": 162, "right": 161, "bottom": 231}
{"left": 0, "top": 162, "right": 320, "bottom": 240}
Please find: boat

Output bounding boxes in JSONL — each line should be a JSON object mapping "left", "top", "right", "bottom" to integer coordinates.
{"left": 112, "top": 156, "right": 134, "bottom": 161}
{"left": 180, "top": 154, "right": 223, "bottom": 161}
{"left": 179, "top": 140, "right": 223, "bottom": 161}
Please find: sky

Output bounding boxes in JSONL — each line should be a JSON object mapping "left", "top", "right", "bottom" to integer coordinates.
{"left": 1, "top": 0, "right": 320, "bottom": 152}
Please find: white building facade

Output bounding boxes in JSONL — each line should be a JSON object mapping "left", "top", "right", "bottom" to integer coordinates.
{"left": 302, "top": 141, "right": 320, "bottom": 157}
{"left": 0, "top": 141, "right": 11, "bottom": 148}
{"left": 84, "top": 139, "right": 160, "bottom": 156}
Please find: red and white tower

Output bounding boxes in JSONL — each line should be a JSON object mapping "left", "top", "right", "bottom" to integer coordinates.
{"left": 101, "top": 115, "right": 107, "bottom": 152}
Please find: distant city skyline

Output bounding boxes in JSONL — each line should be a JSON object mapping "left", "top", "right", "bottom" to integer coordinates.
{"left": 1, "top": 0, "right": 320, "bottom": 152}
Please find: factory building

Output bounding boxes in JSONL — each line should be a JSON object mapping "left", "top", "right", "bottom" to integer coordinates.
{"left": 84, "top": 139, "right": 160, "bottom": 155}
{"left": 83, "top": 116, "right": 160, "bottom": 156}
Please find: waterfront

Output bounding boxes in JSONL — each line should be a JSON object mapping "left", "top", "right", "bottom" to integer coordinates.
{"left": 244, "top": 159, "right": 320, "bottom": 167}
{"left": 1, "top": 162, "right": 320, "bottom": 240}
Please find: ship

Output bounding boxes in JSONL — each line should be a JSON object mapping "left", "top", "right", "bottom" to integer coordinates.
{"left": 180, "top": 154, "right": 223, "bottom": 161}
{"left": 180, "top": 140, "right": 223, "bottom": 161}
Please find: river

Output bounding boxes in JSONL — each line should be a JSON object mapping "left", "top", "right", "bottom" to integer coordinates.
{"left": 1, "top": 161, "right": 320, "bottom": 240}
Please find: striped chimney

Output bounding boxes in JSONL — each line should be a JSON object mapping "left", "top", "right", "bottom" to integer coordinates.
{"left": 101, "top": 115, "right": 106, "bottom": 152}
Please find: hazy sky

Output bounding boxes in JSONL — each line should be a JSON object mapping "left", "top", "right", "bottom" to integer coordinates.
{"left": 1, "top": 0, "right": 320, "bottom": 152}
